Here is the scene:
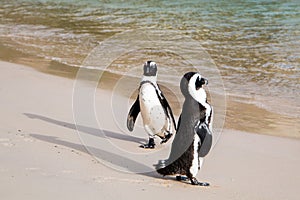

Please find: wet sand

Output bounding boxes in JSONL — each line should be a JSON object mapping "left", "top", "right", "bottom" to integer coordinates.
{"left": 1, "top": 43, "right": 298, "bottom": 139}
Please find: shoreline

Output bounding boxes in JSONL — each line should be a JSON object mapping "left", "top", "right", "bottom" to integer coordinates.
{"left": 0, "top": 45, "right": 298, "bottom": 139}
{"left": 0, "top": 60, "right": 299, "bottom": 200}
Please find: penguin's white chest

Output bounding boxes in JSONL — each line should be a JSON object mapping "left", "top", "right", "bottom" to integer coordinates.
{"left": 139, "top": 83, "right": 166, "bottom": 133}
{"left": 190, "top": 134, "right": 201, "bottom": 177}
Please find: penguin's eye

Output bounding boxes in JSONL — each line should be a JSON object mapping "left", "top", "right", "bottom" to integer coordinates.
{"left": 195, "top": 76, "right": 202, "bottom": 90}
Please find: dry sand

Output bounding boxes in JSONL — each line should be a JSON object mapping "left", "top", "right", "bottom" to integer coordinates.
{"left": 0, "top": 61, "right": 299, "bottom": 200}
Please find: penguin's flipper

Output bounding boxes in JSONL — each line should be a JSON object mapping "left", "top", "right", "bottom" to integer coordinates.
{"left": 195, "top": 122, "right": 213, "bottom": 157}
{"left": 127, "top": 95, "right": 140, "bottom": 132}
{"left": 156, "top": 88, "right": 177, "bottom": 131}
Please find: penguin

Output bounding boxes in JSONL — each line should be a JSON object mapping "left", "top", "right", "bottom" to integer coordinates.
{"left": 156, "top": 71, "right": 213, "bottom": 186}
{"left": 127, "top": 61, "right": 176, "bottom": 149}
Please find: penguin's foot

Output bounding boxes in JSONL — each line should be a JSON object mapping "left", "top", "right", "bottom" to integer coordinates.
{"left": 190, "top": 177, "right": 210, "bottom": 186}
{"left": 140, "top": 138, "right": 155, "bottom": 149}
{"left": 160, "top": 133, "right": 173, "bottom": 144}
{"left": 140, "top": 143, "right": 155, "bottom": 149}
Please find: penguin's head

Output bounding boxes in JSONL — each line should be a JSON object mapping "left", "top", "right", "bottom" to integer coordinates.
{"left": 180, "top": 72, "right": 208, "bottom": 98}
{"left": 143, "top": 61, "right": 157, "bottom": 76}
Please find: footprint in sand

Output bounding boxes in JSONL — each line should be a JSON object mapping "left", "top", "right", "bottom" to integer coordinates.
{"left": 16, "top": 130, "right": 35, "bottom": 142}
{"left": 23, "top": 137, "right": 35, "bottom": 142}
{"left": 61, "top": 170, "right": 75, "bottom": 174}
{"left": 25, "top": 167, "right": 40, "bottom": 171}
{"left": 0, "top": 138, "right": 15, "bottom": 147}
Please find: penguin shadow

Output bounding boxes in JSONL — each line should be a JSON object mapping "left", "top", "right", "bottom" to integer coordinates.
{"left": 23, "top": 113, "right": 147, "bottom": 145}
{"left": 29, "top": 132, "right": 192, "bottom": 184}
{"left": 23, "top": 113, "right": 161, "bottom": 178}
{"left": 29, "top": 133, "right": 161, "bottom": 177}
{"left": 23, "top": 113, "right": 203, "bottom": 185}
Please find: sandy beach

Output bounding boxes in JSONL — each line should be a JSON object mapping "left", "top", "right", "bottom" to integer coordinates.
{"left": 1, "top": 61, "right": 299, "bottom": 200}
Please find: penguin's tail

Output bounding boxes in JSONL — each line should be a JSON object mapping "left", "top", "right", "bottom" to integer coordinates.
{"left": 155, "top": 160, "right": 177, "bottom": 176}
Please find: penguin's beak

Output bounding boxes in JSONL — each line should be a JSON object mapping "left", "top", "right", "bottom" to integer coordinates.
{"left": 201, "top": 77, "right": 208, "bottom": 85}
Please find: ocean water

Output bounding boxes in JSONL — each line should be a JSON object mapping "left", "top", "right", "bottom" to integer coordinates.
{"left": 0, "top": 0, "right": 299, "bottom": 121}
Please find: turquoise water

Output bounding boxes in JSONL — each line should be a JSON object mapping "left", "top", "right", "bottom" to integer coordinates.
{"left": 0, "top": 0, "right": 299, "bottom": 117}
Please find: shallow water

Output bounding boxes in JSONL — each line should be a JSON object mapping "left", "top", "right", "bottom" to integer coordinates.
{"left": 0, "top": 0, "right": 299, "bottom": 137}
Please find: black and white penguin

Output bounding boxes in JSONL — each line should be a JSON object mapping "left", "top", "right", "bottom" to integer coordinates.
{"left": 156, "top": 72, "right": 213, "bottom": 186}
{"left": 127, "top": 61, "right": 176, "bottom": 149}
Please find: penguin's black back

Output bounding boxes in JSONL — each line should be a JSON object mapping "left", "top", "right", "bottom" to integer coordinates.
{"left": 157, "top": 97, "right": 205, "bottom": 176}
